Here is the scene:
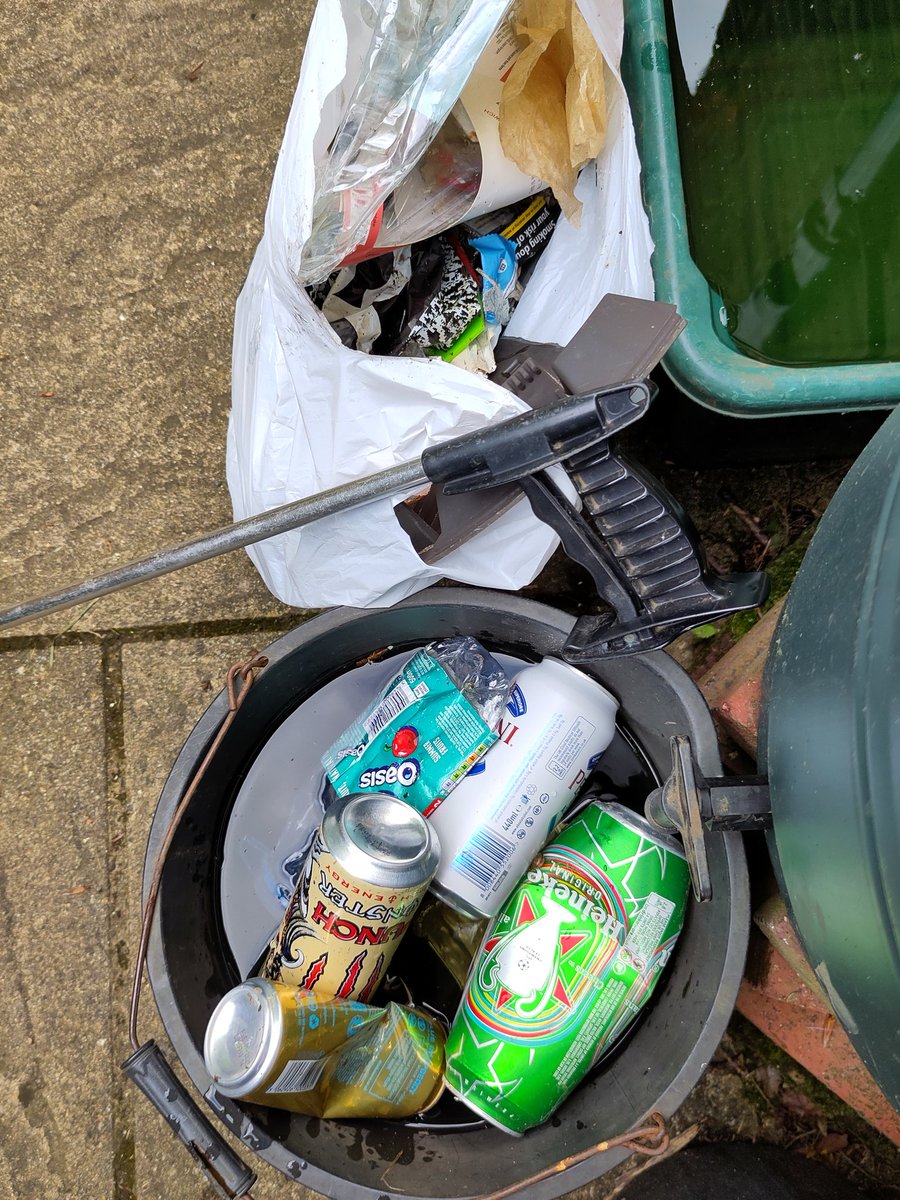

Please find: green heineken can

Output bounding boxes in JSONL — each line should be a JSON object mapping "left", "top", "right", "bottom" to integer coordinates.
{"left": 444, "top": 799, "right": 690, "bottom": 1135}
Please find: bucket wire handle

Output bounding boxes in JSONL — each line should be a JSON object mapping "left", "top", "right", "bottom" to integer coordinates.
{"left": 476, "top": 1111, "right": 670, "bottom": 1200}
{"left": 122, "top": 652, "right": 268, "bottom": 1200}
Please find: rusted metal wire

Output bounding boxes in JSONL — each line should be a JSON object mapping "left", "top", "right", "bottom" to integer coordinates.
{"left": 128, "top": 651, "right": 269, "bottom": 1051}
{"left": 475, "top": 1111, "right": 670, "bottom": 1200}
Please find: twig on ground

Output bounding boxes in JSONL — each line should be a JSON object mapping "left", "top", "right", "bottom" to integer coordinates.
{"left": 48, "top": 596, "right": 104, "bottom": 667}
{"left": 750, "top": 537, "right": 773, "bottom": 569}
{"left": 837, "top": 1149, "right": 895, "bottom": 1190}
{"left": 786, "top": 1127, "right": 819, "bottom": 1149}
{"left": 728, "top": 502, "right": 770, "bottom": 547}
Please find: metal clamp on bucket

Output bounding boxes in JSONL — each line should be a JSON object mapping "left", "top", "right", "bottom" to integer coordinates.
{"left": 646, "top": 735, "right": 771, "bottom": 903}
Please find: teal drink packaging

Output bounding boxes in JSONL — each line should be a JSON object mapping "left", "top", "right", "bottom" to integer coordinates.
{"left": 444, "top": 800, "right": 690, "bottom": 1135}
{"left": 321, "top": 638, "right": 510, "bottom": 816}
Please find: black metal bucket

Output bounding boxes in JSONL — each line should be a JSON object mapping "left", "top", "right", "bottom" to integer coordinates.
{"left": 145, "top": 588, "right": 748, "bottom": 1200}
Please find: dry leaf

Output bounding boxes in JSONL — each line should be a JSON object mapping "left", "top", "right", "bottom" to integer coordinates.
{"left": 816, "top": 1132, "right": 849, "bottom": 1156}
{"left": 753, "top": 1064, "right": 782, "bottom": 1099}
{"left": 781, "top": 1088, "right": 820, "bottom": 1119}
{"left": 822, "top": 1011, "right": 837, "bottom": 1048}
{"left": 69, "top": 884, "right": 89, "bottom": 895}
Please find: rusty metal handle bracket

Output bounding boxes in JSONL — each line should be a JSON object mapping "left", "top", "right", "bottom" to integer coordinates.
{"left": 645, "top": 734, "right": 771, "bottom": 902}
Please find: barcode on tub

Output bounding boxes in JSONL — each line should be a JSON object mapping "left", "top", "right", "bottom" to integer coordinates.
{"left": 267, "top": 1057, "right": 326, "bottom": 1095}
{"left": 452, "top": 830, "right": 514, "bottom": 893}
{"left": 363, "top": 680, "right": 417, "bottom": 739}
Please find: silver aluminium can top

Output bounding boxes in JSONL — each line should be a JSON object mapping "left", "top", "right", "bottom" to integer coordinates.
{"left": 204, "top": 977, "right": 284, "bottom": 1097}
{"left": 323, "top": 791, "right": 440, "bottom": 889}
{"left": 539, "top": 657, "right": 619, "bottom": 711}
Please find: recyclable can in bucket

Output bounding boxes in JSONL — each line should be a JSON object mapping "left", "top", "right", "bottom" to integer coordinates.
{"left": 204, "top": 977, "right": 445, "bottom": 1117}
{"left": 428, "top": 659, "right": 618, "bottom": 919}
{"left": 444, "top": 799, "right": 690, "bottom": 1135}
{"left": 261, "top": 791, "right": 439, "bottom": 1002}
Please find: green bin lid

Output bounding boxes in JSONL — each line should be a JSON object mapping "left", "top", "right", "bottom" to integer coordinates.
{"left": 763, "top": 403, "right": 900, "bottom": 1106}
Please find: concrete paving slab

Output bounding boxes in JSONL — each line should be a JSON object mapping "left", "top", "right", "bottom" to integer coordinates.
{"left": 0, "top": 0, "right": 314, "bottom": 636}
{"left": 0, "top": 645, "right": 115, "bottom": 1199}
{"left": 121, "top": 633, "right": 316, "bottom": 1199}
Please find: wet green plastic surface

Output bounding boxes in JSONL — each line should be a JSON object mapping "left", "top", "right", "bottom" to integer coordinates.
{"left": 622, "top": 0, "right": 900, "bottom": 415}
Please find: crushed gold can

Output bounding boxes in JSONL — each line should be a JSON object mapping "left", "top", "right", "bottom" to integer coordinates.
{"left": 261, "top": 791, "right": 440, "bottom": 1001}
{"left": 204, "top": 978, "right": 445, "bottom": 1117}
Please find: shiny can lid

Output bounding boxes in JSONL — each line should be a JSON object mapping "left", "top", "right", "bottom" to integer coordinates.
{"left": 203, "top": 978, "right": 283, "bottom": 1097}
{"left": 324, "top": 792, "right": 440, "bottom": 889}
{"left": 539, "top": 657, "right": 619, "bottom": 711}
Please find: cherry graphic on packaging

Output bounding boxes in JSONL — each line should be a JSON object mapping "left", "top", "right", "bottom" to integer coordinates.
{"left": 392, "top": 726, "right": 419, "bottom": 759}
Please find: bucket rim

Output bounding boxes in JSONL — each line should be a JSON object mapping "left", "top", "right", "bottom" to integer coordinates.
{"left": 144, "top": 587, "right": 749, "bottom": 1200}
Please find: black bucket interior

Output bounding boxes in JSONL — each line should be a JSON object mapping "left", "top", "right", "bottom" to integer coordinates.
{"left": 147, "top": 589, "right": 748, "bottom": 1200}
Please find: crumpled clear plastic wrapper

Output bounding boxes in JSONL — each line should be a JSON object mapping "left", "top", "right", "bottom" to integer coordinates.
{"left": 300, "top": 0, "right": 514, "bottom": 283}
{"left": 427, "top": 635, "right": 512, "bottom": 731}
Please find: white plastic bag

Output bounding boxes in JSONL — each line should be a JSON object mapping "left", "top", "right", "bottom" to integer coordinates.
{"left": 226, "top": 0, "right": 654, "bottom": 610}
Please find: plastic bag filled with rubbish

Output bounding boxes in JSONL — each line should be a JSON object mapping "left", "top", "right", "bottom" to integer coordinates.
{"left": 227, "top": 0, "right": 653, "bottom": 609}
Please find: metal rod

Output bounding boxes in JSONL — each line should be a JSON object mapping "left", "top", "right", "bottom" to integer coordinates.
{"left": 0, "top": 457, "right": 430, "bottom": 632}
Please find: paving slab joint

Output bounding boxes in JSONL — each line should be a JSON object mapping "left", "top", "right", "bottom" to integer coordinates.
{"left": 100, "top": 635, "right": 138, "bottom": 1200}
{"left": 0, "top": 611, "right": 311, "bottom": 654}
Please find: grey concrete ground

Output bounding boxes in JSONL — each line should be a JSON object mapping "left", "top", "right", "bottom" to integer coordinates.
{"left": 1, "top": 3, "right": 314, "bottom": 1196}
{"left": 1, "top": 3, "right": 898, "bottom": 1200}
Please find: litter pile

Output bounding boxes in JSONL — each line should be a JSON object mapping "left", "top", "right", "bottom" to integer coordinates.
{"left": 207, "top": 4, "right": 691, "bottom": 1134}
{"left": 226, "top": 0, "right": 655, "bottom": 611}
{"left": 302, "top": 0, "right": 606, "bottom": 376}
{"left": 203, "top": 637, "right": 691, "bottom": 1135}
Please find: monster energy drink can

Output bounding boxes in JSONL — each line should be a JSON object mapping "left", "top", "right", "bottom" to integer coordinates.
{"left": 261, "top": 791, "right": 439, "bottom": 1002}
{"left": 444, "top": 799, "right": 690, "bottom": 1135}
{"left": 204, "top": 977, "right": 445, "bottom": 1118}
{"left": 429, "top": 658, "right": 618, "bottom": 920}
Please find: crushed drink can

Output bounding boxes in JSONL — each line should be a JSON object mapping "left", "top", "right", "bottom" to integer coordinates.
{"left": 261, "top": 791, "right": 439, "bottom": 1002}
{"left": 428, "top": 659, "right": 618, "bottom": 919}
{"left": 444, "top": 799, "right": 690, "bottom": 1135}
{"left": 204, "top": 978, "right": 445, "bottom": 1118}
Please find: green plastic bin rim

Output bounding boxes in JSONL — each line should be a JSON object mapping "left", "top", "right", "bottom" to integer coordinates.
{"left": 622, "top": 0, "right": 900, "bottom": 417}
